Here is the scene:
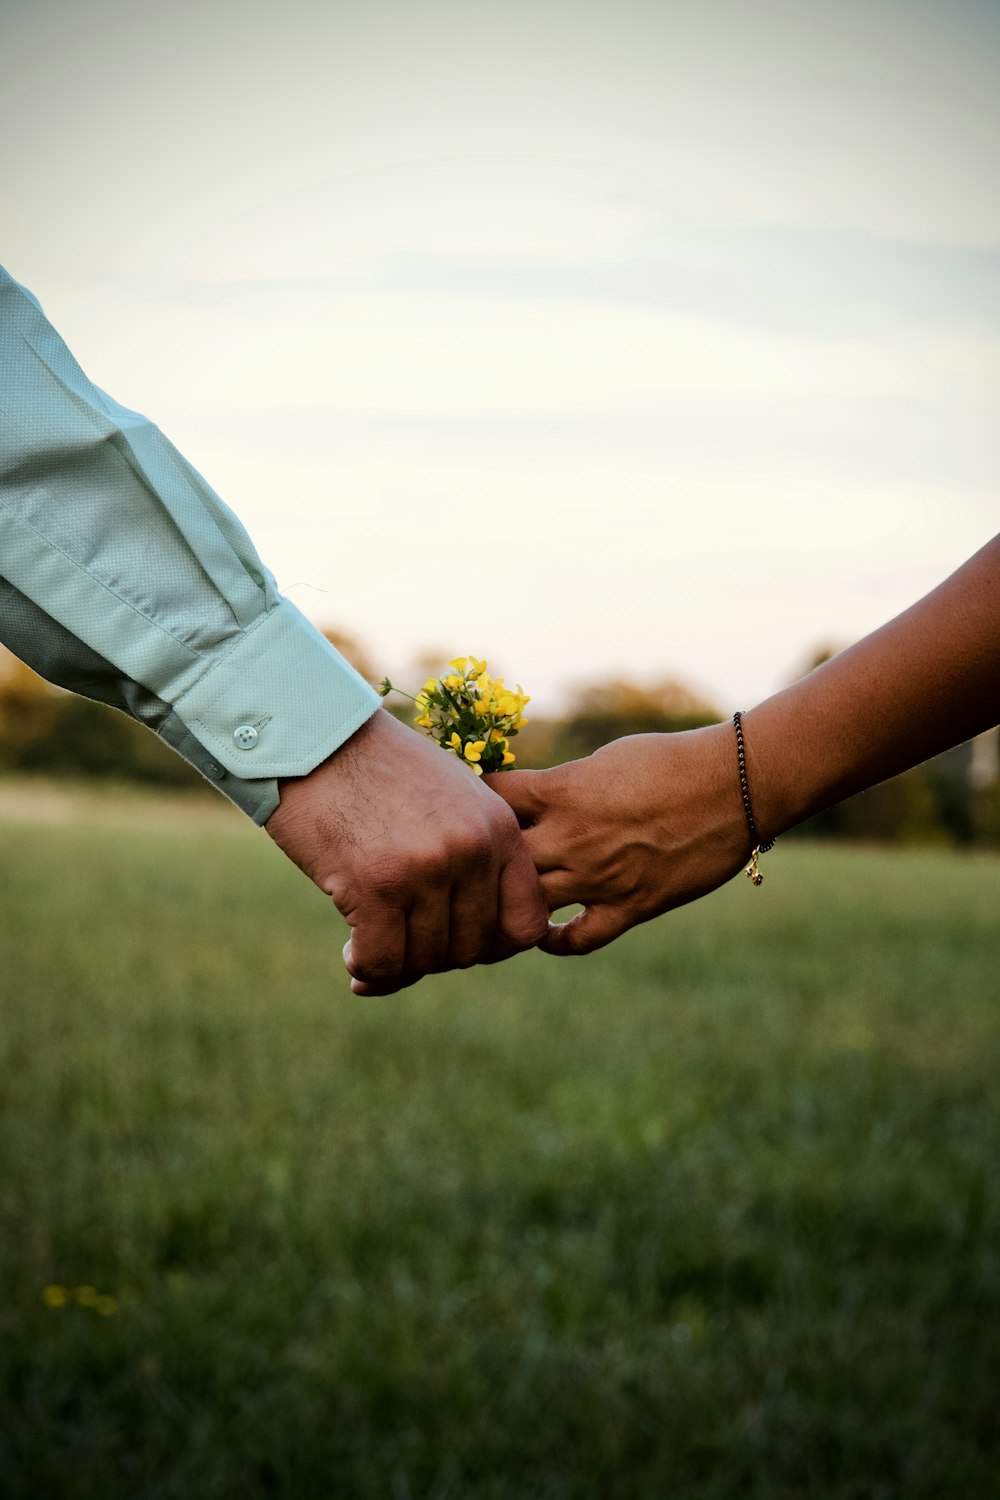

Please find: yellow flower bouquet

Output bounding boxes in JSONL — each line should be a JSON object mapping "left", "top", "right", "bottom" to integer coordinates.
{"left": 378, "top": 656, "right": 529, "bottom": 775}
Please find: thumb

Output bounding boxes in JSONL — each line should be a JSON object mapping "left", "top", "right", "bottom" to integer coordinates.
{"left": 539, "top": 903, "right": 627, "bottom": 958}
{"left": 483, "top": 767, "right": 551, "bottom": 828}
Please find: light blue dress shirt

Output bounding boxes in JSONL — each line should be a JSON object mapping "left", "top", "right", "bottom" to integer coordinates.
{"left": 0, "top": 266, "right": 380, "bottom": 823}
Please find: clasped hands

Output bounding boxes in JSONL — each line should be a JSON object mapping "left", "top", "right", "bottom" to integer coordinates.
{"left": 266, "top": 709, "right": 755, "bottom": 994}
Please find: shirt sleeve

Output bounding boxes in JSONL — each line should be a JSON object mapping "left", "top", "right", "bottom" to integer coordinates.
{"left": 0, "top": 265, "right": 381, "bottom": 824}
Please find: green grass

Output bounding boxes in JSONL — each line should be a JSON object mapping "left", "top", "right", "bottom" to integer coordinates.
{"left": 1, "top": 795, "right": 998, "bottom": 1499}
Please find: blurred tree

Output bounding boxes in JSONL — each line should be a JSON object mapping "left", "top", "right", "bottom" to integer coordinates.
{"left": 832, "top": 768, "right": 951, "bottom": 847}
{"left": 969, "top": 729, "right": 1000, "bottom": 847}
{"left": 0, "top": 648, "right": 203, "bottom": 788}
{"left": 539, "top": 677, "right": 720, "bottom": 766}
{"left": 0, "top": 652, "right": 61, "bottom": 771}
{"left": 4, "top": 620, "right": 996, "bottom": 853}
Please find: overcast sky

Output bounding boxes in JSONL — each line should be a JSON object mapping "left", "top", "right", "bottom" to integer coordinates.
{"left": 2, "top": 0, "right": 997, "bottom": 711}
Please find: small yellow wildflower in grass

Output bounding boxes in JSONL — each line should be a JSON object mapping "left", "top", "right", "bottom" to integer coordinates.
{"left": 378, "top": 657, "right": 530, "bottom": 774}
{"left": 41, "top": 1284, "right": 117, "bottom": 1315}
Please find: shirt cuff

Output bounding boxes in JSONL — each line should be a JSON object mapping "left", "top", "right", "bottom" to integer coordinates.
{"left": 171, "top": 597, "right": 381, "bottom": 785}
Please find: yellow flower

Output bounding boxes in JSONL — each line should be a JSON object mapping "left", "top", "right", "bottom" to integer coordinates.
{"left": 95, "top": 1295, "right": 118, "bottom": 1317}
{"left": 379, "top": 655, "right": 528, "bottom": 775}
{"left": 42, "top": 1285, "right": 68, "bottom": 1308}
{"left": 74, "top": 1285, "right": 99, "bottom": 1307}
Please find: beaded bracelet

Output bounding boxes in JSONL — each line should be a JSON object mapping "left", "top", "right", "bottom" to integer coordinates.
{"left": 733, "top": 711, "right": 775, "bottom": 887}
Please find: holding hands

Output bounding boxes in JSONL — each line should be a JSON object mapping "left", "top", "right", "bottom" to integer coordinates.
{"left": 487, "top": 726, "right": 751, "bottom": 955}
{"left": 4, "top": 271, "right": 994, "bottom": 999}
{"left": 269, "top": 531, "right": 998, "bottom": 991}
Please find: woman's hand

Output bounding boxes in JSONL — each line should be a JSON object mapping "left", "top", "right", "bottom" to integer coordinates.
{"left": 490, "top": 533, "right": 1000, "bottom": 961}
{"left": 486, "top": 724, "right": 750, "bottom": 956}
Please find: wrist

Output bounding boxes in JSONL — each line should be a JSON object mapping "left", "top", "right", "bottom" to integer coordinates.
{"left": 739, "top": 691, "right": 838, "bottom": 839}
{"left": 687, "top": 720, "right": 758, "bottom": 860}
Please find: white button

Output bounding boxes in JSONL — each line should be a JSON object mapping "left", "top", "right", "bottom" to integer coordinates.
{"left": 233, "top": 724, "right": 259, "bottom": 750}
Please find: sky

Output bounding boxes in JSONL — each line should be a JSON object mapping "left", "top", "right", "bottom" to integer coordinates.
{"left": 1, "top": 0, "right": 998, "bottom": 713}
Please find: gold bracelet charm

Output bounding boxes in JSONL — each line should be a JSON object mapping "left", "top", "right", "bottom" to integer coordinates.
{"left": 733, "top": 711, "right": 775, "bottom": 890}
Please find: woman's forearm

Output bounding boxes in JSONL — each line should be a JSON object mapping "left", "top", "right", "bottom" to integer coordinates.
{"left": 744, "top": 534, "right": 1000, "bottom": 840}
{"left": 490, "top": 532, "right": 999, "bottom": 956}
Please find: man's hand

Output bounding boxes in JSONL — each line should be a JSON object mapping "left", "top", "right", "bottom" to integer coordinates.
{"left": 265, "top": 710, "right": 549, "bottom": 994}
{"left": 486, "top": 725, "right": 750, "bottom": 955}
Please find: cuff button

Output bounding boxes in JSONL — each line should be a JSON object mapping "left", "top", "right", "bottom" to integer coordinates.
{"left": 233, "top": 724, "right": 259, "bottom": 750}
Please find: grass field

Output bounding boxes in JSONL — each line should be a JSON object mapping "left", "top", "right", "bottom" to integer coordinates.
{"left": 1, "top": 785, "right": 998, "bottom": 1499}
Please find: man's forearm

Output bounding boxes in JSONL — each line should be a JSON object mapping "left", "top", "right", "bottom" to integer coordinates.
{"left": 0, "top": 264, "right": 380, "bottom": 821}
{"left": 745, "top": 534, "right": 1000, "bottom": 838}
{"left": 0, "top": 265, "right": 549, "bottom": 990}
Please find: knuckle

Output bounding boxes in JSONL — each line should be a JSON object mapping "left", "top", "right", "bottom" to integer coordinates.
{"left": 458, "top": 822, "right": 497, "bottom": 867}
{"left": 450, "top": 927, "right": 494, "bottom": 970}
{"left": 396, "top": 839, "right": 463, "bottom": 889}
{"left": 365, "top": 859, "right": 408, "bottom": 904}
{"left": 407, "top": 939, "right": 448, "bottom": 975}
